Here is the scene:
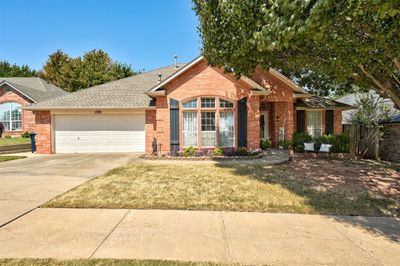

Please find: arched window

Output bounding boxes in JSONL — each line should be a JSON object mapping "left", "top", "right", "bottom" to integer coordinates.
{"left": 0, "top": 102, "right": 22, "bottom": 131}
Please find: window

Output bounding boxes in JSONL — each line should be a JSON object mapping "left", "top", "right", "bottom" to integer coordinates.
{"left": 219, "top": 99, "right": 234, "bottom": 108}
{"left": 201, "top": 98, "right": 215, "bottom": 108}
{"left": 183, "top": 112, "right": 198, "bottom": 147}
{"left": 201, "top": 112, "right": 216, "bottom": 146}
{"left": 219, "top": 112, "right": 234, "bottom": 147}
{"left": 0, "top": 102, "right": 22, "bottom": 131}
{"left": 307, "top": 111, "right": 322, "bottom": 137}
{"left": 182, "top": 99, "right": 197, "bottom": 109}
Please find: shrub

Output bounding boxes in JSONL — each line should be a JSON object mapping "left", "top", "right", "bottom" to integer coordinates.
{"left": 292, "top": 132, "right": 313, "bottom": 152}
{"left": 260, "top": 138, "right": 272, "bottom": 150}
{"left": 183, "top": 146, "right": 197, "bottom": 157}
{"left": 21, "top": 131, "right": 30, "bottom": 138}
{"left": 331, "top": 133, "right": 351, "bottom": 153}
{"left": 279, "top": 139, "right": 291, "bottom": 150}
{"left": 236, "top": 147, "right": 248, "bottom": 156}
{"left": 4, "top": 135, "right": 11, "bottom": 139}
{"left": 213, "top": 147, "right": 223, "bottom": 156}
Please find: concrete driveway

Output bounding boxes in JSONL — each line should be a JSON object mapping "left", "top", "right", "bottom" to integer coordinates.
{"left": 0, "top": 153, "right": 138, "bottom": 227}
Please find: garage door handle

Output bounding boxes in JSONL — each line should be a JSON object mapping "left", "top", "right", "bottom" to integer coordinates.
{"left": 77, "top": 137, "right": 80, "bottom": 140}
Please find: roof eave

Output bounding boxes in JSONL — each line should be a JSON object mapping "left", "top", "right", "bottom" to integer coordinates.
{"left": 0, "top": 81, "right": 37, "bottom": 102}
{"left": 23, "top": 106, "right": 156, "bottom": 111}
{"left": 296, "top": 106, "right": 355, "bottom": 111}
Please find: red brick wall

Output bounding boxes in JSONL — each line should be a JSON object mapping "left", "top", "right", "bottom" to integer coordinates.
{"left": 0, "top": 85, "right": 35, "bottom": 136}
{"left": 34, "top": 111, "right": 52, "bottom": 154}
{"left": 145, "top": 110, "right": 157, "bottom": 154}
{"left": 147, "top": 59, "right": 260, "bottom": 154}
{"left": 334, "top": 110, "right": 343, "bottom": 134}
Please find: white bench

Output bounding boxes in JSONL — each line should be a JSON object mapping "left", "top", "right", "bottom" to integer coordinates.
{"left": 304, "top": 142, "right": 332, "bottom": 158}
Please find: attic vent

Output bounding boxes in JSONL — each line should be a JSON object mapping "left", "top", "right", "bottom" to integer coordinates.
{"left": 158, "top": 73, "right": 162, "bottom": 83}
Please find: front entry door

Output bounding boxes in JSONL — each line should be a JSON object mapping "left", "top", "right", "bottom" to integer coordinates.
{"left": 260, "top": 111, "right": 269, "bottom": 139}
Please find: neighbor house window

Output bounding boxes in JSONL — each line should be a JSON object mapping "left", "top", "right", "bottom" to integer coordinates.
{"left": 219, "top": 112, "right": 234, "bottom": 147}
{"left": 219, "top": 99, "right": 234, "bottom": 108}
{"left": 182, "top": 99, "right": 197, "bottom": 109}
{"left": 201, "top": 111, "right": 216, "bottom": 146}
{"left": 201, "top": 98, "right": 215, "bottom": 108}
{"left": 307, "top": 111, "right": 322, "bottom": 137}
{"left": 183, "top": 112, "right": 198, "bottom": 147}
{"left": 0, "top": 102, "right": 22, "bottom": 131}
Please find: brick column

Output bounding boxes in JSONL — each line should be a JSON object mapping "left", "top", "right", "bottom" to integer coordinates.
{"left": 35, "top": 111, "right": 52, "bottom": 154}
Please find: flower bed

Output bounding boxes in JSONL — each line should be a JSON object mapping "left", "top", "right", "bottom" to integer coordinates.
{"left": 140, "top": 146, "right": 263, "bottom": 161}
{"left": 139, "top": 152, "right": 263, "bottom": 161}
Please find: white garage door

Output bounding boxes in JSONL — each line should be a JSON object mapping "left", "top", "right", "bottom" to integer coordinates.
{"left": 54, "top": 114, "right": 145, "bottom": 153}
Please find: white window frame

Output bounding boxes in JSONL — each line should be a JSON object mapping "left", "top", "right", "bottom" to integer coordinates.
{"left": 307, "top": 110, "right": 322, "bottom": 137}
{"left": 182, "top": 112, "right": 198, "bottom": 147}
{"left": 219, "top": 111, "right": 235, "bottom": 147}
{"left": 0, "top": 102, "right": 22, "bottom": 131}
{"left": 201, "top": 111, "right": 216, "bottom": 147}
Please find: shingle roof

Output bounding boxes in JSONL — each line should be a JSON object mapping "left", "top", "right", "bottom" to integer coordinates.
{"left": 26, "top": 63, "right": 186, "bottom": 110}
{"left": 297, "top": 96, "right": 354, "bottom": 110}
{"left": 0, "top": 77, "right": 67, "bottom": 102}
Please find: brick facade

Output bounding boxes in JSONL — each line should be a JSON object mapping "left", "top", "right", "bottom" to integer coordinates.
{"left": 0, "top": 85, "right": 36, "bottom": 136}
{"left": 148, "top": 60, "right": 260, "bottom": 154}
{"left": 34, "top": 111, "right": 52, "bottom": 154}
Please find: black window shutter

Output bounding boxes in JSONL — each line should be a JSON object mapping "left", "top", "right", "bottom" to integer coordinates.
{"left": 170, "top": 98, "right": 180, "bottom": 152}
{"left": 237, "top": 97, "right": 247, "bottom": 147}
{"left": 296, "top": 110, "right": 305, "bottom": 133}
{"left": 325, "top": 110, "right": 334, "bottom": 135}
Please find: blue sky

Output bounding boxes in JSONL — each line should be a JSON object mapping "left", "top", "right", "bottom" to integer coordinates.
{"left": 0, "top": 0, "right": 201, "bottom": 71}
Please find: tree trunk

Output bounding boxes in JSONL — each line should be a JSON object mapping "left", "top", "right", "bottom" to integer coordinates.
{"left": 358, "top": 64, "right": 400, "bottom": 110}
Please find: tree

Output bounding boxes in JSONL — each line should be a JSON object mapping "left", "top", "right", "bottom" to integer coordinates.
{"left": 41, "top": 49, "right": 135, "bottom": 92}
{"left": 40, "top": 50, "right": 70, "bottom": 88}
{"left": 348, "top": 93, "right": 396, "bottom": 126}
{"left": 0, "top": 60, "right": 37, "bottom": 77}
{"left": 193, "top": 0, "right": 400, "bottom": 108}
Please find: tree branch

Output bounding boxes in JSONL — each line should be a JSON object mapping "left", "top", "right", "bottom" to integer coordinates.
{"left": 358, "top": 64, "right": 400, "bottom": 109}
{"left": 393, "top": 57, "right": 400, "bottom": 72}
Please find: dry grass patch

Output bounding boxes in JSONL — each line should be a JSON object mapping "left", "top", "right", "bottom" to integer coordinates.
{"left": 0, "top": 258, "right": 221, "bottom": 266}
{"left": 44, "top": 162, "right": 399, "bottom": 216}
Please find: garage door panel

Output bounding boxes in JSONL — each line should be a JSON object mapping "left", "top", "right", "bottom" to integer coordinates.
{"left": 54, "top": 114, "right": 145, "bottom": 153}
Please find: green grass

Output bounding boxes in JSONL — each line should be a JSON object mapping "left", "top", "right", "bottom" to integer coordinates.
{"left": 0, "top": 259, "right": 223, "bottom": 266}
{"left": 44, "top": 163, "right": 399, "bottom": 216}
{"left": 0, "top": 137, "right": 30, "bottom": 146}
{"left": 0, "top": 155, "right": 26, "bottom": 162}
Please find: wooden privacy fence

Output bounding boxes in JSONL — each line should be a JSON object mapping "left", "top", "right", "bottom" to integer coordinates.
{"left": 343, "top": 124, "right": 380, "bottom": 159}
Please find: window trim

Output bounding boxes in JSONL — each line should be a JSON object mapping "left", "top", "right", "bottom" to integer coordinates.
{"left": 306, "top": 110, "right": 322, "bottom": 138}
{"left": 200, "top": 97, "right": 216, "bottom": 109}
{"left": 200, "top": 111, "right": 217, "bottom": 147}
{"left": 182, "top": 111, "right": 198, "bottom": 147}
{"left": 0, "top": 101, "right": 22, "bottom": 132}
{"left": 219, "top": 111, "right": 235, "bottom": 147}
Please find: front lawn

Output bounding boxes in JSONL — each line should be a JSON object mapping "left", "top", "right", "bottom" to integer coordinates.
{"left": 0, "top": 137, "right": 30, "bottom": 146}
{"left": 0, "top": 258, "right": 218, "bottom": 266}
{"left": 45, "top": 159, "right": 400, "bottom": 217}
{"left": 0, "top": 155, "right": 27, "bottom": 162}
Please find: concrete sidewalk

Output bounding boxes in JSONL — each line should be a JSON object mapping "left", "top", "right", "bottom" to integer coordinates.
{"left": 0, "top": 209, "right": 399, "bottom": 265}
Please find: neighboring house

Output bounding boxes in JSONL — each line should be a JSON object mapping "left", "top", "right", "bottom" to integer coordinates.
{"left": 337, "top": 90, "right": 400, "bottom": 124}
{"left": 380, "top": 114, "right": 400, "bottom": 163}
{"left": 26, "top": 56, "right": 352, "bottom": 154}
{"left": 0, "top": 77, "right": 67, "bottom": 136}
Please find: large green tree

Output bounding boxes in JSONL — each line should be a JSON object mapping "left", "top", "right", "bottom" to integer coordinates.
{"left": 193, "top": 0, "right": 400, "bottom": 108}
{"left": 0, "top": 60, "right": 37, "bottom": 77}
{"left": 40, "top": 49, "right": 136, "bottom": 92}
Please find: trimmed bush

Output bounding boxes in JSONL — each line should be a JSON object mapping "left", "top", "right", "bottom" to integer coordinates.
{"left": 21, "top": 131, "right": 30, "bottom": 138}
{"left": 213, "top": 147, "right": 223, "bottom": 156}
{"left": 236, "top": 147, "right": 248, "bottom": 156}
{"left": 260, "top": 138, "right": 272, "bottom": 150}
{"left": 183, "top": 146, "right": 197, "bottom": 157}
{"left": 331, "top": 133, "right": 351, "bottom": 153}
{"left": 279, "top": 139, "right": 291, "bottom": 150}
{"left": 292, "top": 132, "right": 313, "bottom": 152}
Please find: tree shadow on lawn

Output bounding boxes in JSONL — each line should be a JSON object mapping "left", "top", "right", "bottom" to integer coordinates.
{"left": 215, "top": 157, "right": 400, "bottom": 243}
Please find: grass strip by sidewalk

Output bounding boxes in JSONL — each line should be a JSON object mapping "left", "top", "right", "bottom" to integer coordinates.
{"left": 0, "top": 155, "right": 27, "bottom": 162}
{"left": 0, "top": 258, "right": 223, "bottom": 266}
